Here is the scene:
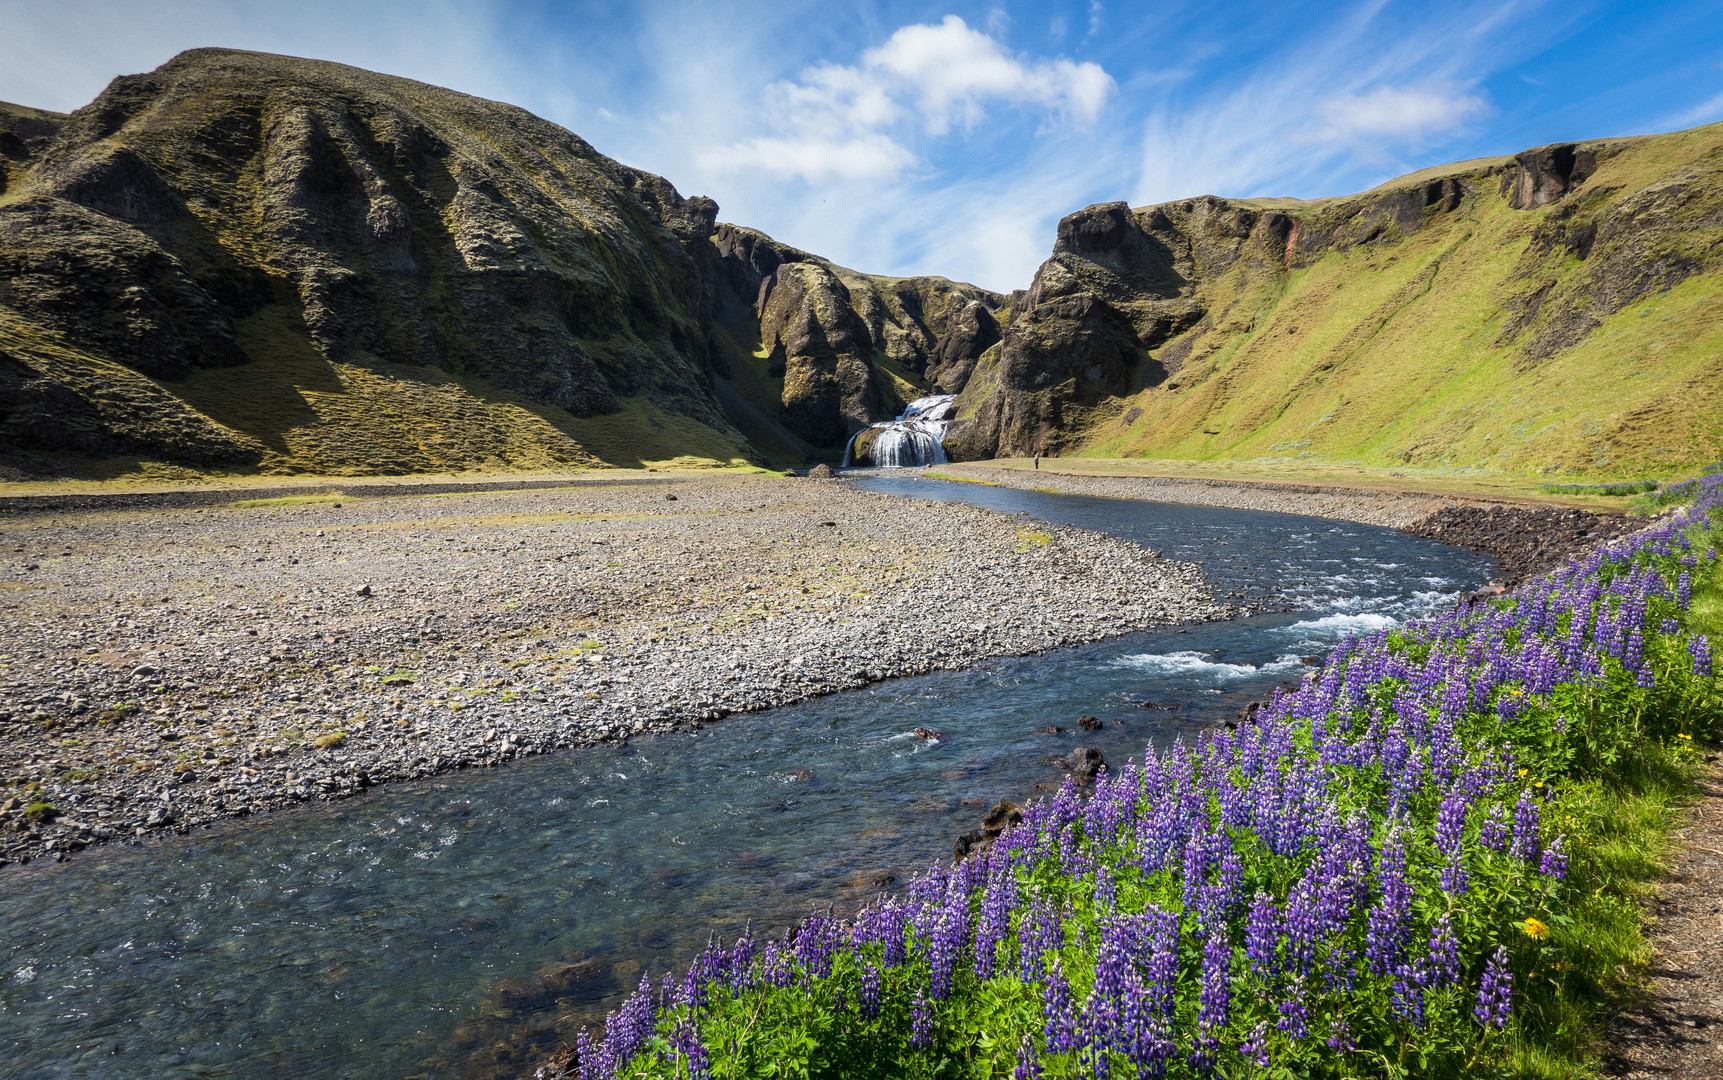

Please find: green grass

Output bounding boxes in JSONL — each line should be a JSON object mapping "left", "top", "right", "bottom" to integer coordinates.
{"left": 1069, "top": 124, "right": 1723, "bottom": 482}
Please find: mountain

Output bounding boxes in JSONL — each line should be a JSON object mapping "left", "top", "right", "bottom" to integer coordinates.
{"left": 946, "top": 128, "right": 1723, "bottom": 477}
{"left": 2, "top": 49, "right": 1719, "bottom": 480}
{"left": 0, "top": 49, "right": 992, "bottom": 477}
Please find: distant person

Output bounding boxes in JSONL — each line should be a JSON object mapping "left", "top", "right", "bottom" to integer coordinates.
{"left": 1034, "top": 454, "right": 1040, "bottom": 470}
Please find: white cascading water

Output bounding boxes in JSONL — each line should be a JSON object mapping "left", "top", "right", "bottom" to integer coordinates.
{"left": 841, "top": 394, "right": 957, "bottom": 468}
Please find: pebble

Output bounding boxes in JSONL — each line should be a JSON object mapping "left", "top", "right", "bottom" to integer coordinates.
{"left": 0, "top": 473, "right": 1230, "bottom": 865}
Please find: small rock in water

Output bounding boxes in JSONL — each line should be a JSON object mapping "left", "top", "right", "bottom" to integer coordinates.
{"left": 1076, "top": 715, "right": 1103, "bottom": 731}
{"left": 981, "top": 800, "right": 1022, "bottom": 838}
{"left": 952, "top": 828, "right": 987, "bottom": 862}
{"left": 1067, "top": 746, "right": 1108, "bottom": 782}
{"left": 913, "top": 726, "right": 944, "bottom": 742}
{"left": 1041, "top": 725, "right": 1065, "bottom": 735}
{"left": 783, "top": 768, "right": 813, "bottom": 781}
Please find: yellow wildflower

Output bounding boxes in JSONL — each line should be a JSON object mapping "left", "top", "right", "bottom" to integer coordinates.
{"left": 1521, "top": 917, "right": 1550, "bottom": 940}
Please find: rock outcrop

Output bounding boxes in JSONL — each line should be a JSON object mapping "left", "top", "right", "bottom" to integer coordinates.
{"left": 708, "top": 225, "right": 1002, "bottom": 450}
{"left": 0, "top": 50, "right": 749, "bottom": 475}
{"left": 946, "top": 127, "right": 1723, "bottom": 476}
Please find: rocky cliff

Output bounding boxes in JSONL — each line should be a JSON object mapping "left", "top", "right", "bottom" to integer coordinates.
{"left": 706, "top": 225, "right": 1001, "bottom": 454}
{"left": 947, "top": 125, "right": 1723, "bottom": 476}
{"left": 0, "top": 50, "right": 1003, "bottom": 477}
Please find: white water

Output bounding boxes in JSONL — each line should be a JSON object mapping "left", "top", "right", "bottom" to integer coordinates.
{"left": 842, "top": 394, "right": 957, "bottom": 468}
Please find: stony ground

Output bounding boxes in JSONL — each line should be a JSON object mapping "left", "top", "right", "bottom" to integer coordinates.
{"left": 1604, "top": 757, "right": 1723, "bottom": 1080}
{"left": 0, "top": 473, "right": 1228, "bottom": 866}
{"left": 940, "top": 465, "right": 1643, "bottom": 582}
{"left": 940, "top": 465, "right": 1457, "bottom": 528}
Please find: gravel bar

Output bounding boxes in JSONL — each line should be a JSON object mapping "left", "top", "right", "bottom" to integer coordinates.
{"left": 936, "top": 466, "right": 1459, "bottom": 529}
{"left": 0, "top": 473, "right": 1229, "bottom": 866}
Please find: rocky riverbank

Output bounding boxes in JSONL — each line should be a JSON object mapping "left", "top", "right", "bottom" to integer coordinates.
{"left": 0, "top": 473, "right": 1228, "bottom": 867}
{"left": 932, "top": 465, "right": 1640, "bottom": 581}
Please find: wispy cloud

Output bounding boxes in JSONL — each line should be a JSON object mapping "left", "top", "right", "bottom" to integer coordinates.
{"left": 1132, "top": 1, "right": 1531, "bottom": 206}
{"left": 696, "top": 15, "right": 1114, "bottom": 184}
{"left": 1308, "top": 84, "right": 1490, "bottom": 143}
{"left": 1668, "top": 88, "right": 1723, "bottom": 128}
{"left": 697, "top": 133, "right": 917, "bottom": 184}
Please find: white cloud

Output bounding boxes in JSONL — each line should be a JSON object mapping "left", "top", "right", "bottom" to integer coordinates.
{"left": 695, "top": 15, "right": 1114, "bottom": 183}
{"left": 863, "top": 15, "right": 1114, "bottom": 133}
{"left": 696, "top": 133, "right": 916, "bottom": 184}
{"left": 1308, "top": 84, "right": 1489, "bottom": 142}
{"left": 1669, "top": 88, "right": 1723, "bottom": 129}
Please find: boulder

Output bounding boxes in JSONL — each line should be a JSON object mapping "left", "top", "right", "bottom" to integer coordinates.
{"left": 1067, "top": 746, "right": 1107, "bottom": 782}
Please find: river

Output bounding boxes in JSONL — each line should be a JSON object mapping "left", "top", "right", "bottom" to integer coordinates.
{"left": 0, "top": 479, "right": 1494, "bottom": 1079}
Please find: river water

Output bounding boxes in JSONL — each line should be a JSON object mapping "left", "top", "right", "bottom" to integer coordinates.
{"left": 0, "top": 480, "right": 1493, "bottom": 1079}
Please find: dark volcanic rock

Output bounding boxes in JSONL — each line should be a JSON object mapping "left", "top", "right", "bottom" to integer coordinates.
{"left": 1507, "top": 143, "right": 1598, "bottom": 210}
{"left": 1406, "top": 504, "right": 1642, "bottom": 583}
{"left": 1066, "top": 746, "right": 1108, "bottom": 782}
{"left": 709, "top": 224, "right": 1003, "bottom": 451}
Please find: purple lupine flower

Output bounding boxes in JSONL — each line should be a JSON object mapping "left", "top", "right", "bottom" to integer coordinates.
{"left": 1245, "top": 891, "right": 1281, "bottom": 978}
{"left": 1540, "top": 834, "right": 1569, "bottom": 879}
{"left": 974, "top": 871, "right": 1015, "bottom": 981}
{"left": 1276, "top": 974, "right": 1311, "bottom": 1040}
{"left": 1427, "top": 912, "right": 1462, "bottom": 989}
{"left": 1042, "top": 957, "right": 1081, "bottom": 1053}
{"left": 1240, "top": 1021, "right": 1272, "bottom": 1068}
{"left": 1365, "top": 830, "right": 1411, "bottom": 976}
{"left": 909, "top": 993, "right": 934, "bottom": 1048}
{"left": 1441, "top": 846, "right": 1470, "bottom": 896}
{"left": 792, "top": 911, "right": 842, "bottom": 981}
{"left": 576, "top": 1028, "right": 608, "bottom": 1080}
{"left": 1325, "top": 1017, "right": 1355, "bottom": 1052}
{"left": 1474, "top": 946, "right": 1513, "bottom": 1029}
{"left": 1692, "top": 635, "right": 1714, "bottom": 677}
{"left": 1019, "top": 898, "right": 1063, "bottom": 983}
{"left": 1678, "top": 571, "right": 1692, "bottom": 608}
{"left": 671, "top": 1017, "right": 712, "bottom": 1080}
{"left": 1194, "top": 929, "right": 1232, "bottom": 1073}
{"left": 926, "top": 887, "right": 970, "bottom": 1000}
{"left": 1391, "top": 961, "right": 1427, "bottom": 1027}
{"left": 858, "top": 962, "right": 881, "bottom": 1019}
{"left": 728, "top": 929, "right": 756, "bottom": 994}
{"left": 1095, "top": 867, "right": 1118, "bottom": 914}
{"left": 1480, "top": 802, "right": 1509, "bottom": 852}
{"left": 1511, "top": 791, "right": 1541, "bottom": 863}
{"left": 1013, "top": 1035, "right": 1043, "bottom": 1080}
{"left": 1435, "top": 793, "right": 1468, "bottom": 854}
{"left": 601, "top": 975, "right": 656, "bottom": 1073}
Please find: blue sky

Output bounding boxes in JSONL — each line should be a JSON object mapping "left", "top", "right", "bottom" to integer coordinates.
{"left": 4, "top": 0, "right": 1720, "bottom": 291}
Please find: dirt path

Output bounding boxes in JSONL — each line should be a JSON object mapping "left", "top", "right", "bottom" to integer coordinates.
{"left": 1604, "top": 757, "right": 1723, "bottom": 1078}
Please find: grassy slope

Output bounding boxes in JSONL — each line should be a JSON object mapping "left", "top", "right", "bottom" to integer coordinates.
{"left": 1, "top": 52, "right": 759, "bottom": 479}
{"left": 1079, "top": 125, "right": 1723, "bottom": 483}
{"left": 3, "top": 303, "right": 755, "bottom": 479}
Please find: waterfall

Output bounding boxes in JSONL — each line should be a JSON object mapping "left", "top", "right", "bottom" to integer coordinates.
{"left": 842, "top": 394, "right": 957, "bottom": 468}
